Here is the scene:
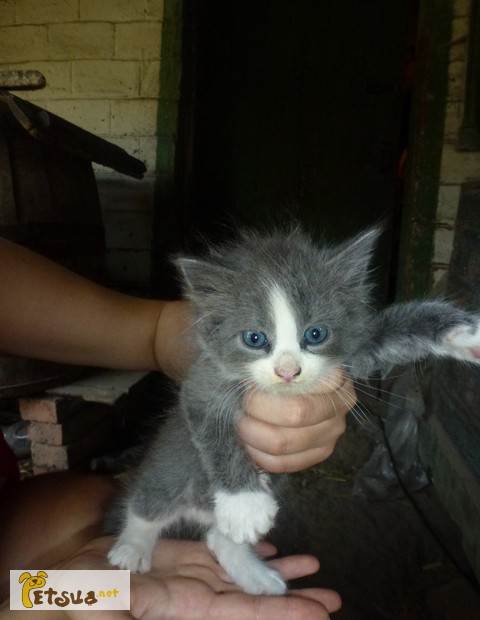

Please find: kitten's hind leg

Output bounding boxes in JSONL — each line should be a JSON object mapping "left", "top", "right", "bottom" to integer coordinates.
{"left": 108, "top": 508, "right": 167, "bottom": 573}
{"left": 206, "top": 526, "right": 287, "bottom": 596}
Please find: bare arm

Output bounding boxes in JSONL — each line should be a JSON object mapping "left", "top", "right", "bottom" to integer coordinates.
{"left": 0, "top": 238, "right": 192, "bottom": 379}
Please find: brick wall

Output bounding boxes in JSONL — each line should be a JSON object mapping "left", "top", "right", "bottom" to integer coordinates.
{"left": 433, "top": 0, "right": 480, "bottom": 286}
{"left": 0, "top": 0, "right": 180, "bottom": 289}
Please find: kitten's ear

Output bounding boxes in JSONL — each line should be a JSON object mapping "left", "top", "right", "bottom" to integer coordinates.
{"left": 174, "top": 256, "right": 232, "bottom": 295}
{"left": 327, "top": 227, "right": 381, "bottom": 284}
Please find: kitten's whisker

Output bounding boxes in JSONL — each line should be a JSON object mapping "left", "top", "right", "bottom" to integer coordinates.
{"left": 353, "top": 382, "right": 414, "bottom": 414}
{"left": 348, "top": 402, "right": 378, "bottom": 430}
{"left": 189, "top": 309, "right": 216, "bottom": 329}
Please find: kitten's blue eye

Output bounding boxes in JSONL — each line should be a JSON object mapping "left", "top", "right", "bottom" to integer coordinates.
{"left": 304, "top": 326, "right": 329, "bottom": 345}
{"left": 242, "top": 331, "right": 268, "bottom": 349}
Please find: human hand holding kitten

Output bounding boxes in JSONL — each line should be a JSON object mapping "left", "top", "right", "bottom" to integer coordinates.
{"left": 239, "top": 366, "right": 354, "bottom": 473}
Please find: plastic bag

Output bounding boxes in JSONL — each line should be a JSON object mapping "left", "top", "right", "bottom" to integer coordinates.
{"left": 1, "top": 420, "right": 30, "bottom": 459}
{"left": 353, "top": 369, "right": 429, "bottom": 498}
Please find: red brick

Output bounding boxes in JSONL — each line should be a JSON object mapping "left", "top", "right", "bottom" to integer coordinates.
{"left": 27, "top": 403, "right": 111, "bottom": 446}
{"left": 31, "top": 415, "right": 113, "bottom": 470}
{"left": 19, "top": 395, "right": 84, "bottom": 423}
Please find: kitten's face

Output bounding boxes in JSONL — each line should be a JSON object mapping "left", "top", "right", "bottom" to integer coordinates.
{"left": 240, "top": 283, "right": 336, "bottom": 394}
{"left": 176, "top": 227, "right": 378, "bottom": 394}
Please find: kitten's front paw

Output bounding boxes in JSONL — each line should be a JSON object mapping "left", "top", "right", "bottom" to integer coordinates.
{"left": 214, "top": 489, "right": 278, "bottom": 544}
{"left": 108, "top": 541, "right": 152, "bottom": 573}
{"left": 238, "top": 564, "right": 287, "bottom": 596}
{"left": 441, "top": 321, "right": 480, "bottom": 362}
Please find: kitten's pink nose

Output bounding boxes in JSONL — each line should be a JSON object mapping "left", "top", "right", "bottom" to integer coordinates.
{"left": 275, "top": 366, "right": 301, "bottom": 382}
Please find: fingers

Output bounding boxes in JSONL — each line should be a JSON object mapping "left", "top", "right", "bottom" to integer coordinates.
{"left": 238, "top": 367, "right": 356, "bottom": 473}
{"left": 288, "top": 587, "right": 342, "bottom": 614}
{"left": 239, "top": 412, "right": 346, "bottom": 456}
{"left": 245, "top": 444, "right": 340, "bottom": 474}
{"left": 243, "top": 368, "right": 356, "bottom": 428}
{"left": 268, "top": 554, "right": 320, "bottom": 581}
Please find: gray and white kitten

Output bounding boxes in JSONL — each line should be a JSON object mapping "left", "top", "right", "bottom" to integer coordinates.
{"left": 108, "top": 227, "right": 480, "bottom": 595}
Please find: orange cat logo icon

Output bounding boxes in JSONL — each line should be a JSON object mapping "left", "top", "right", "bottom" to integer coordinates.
{"left": 19, "top": 571, "right": 48, "bottom": 608}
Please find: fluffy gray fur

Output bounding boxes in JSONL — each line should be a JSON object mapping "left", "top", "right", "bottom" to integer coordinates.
{"left": 108, "top": 227, "right": 480, "bottom": 595}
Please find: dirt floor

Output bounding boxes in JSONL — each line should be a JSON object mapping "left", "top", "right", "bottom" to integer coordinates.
{"left": 271, "top": 416, "right": 480, "bottom": 619}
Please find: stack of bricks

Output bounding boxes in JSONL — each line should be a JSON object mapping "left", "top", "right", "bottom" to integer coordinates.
{"left": 19, "top": 394, "right": 120, "bottom": 474}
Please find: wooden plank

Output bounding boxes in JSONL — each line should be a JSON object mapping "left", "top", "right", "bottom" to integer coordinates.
{"left": 45, "top": 147, "right": 101, "bottom": 222}
{"left": 0, "top": 119, "right": 16, "bottom": 225}
{"left": 9, "top": 134, "right": 52, "bottom": 223}
{"left": 1, "top": 93, "right": 146, "bottom": 179}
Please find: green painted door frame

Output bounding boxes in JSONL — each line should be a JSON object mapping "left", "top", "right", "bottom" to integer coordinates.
{"left": 396, "top": 0, "right": 453, "bottom": 300}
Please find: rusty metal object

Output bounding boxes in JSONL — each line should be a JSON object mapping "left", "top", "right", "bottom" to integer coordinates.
{"left": 0, "top": 70, "right": 46, "bottom": 91}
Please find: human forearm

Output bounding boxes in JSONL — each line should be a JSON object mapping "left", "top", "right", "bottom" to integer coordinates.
{"left": 0, "top": 239, "right": 192, "bottom": 378}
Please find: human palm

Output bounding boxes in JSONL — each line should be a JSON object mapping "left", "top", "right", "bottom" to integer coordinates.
{"left": 55, "top": 536, "right": 341, "bottom": 620}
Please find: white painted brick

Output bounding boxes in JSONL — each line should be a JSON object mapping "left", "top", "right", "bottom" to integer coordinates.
{"left": 440, "top": 143, "right": 480, "bottom": 184}
{"left": 0, "top": 25, "right": 48, "bottom": 62}
{"left": 72, "top": 60, "right": 139, "bottom": 97}
{"left": 447, "top": 59, "right": 466, "bottom": 100}
{"left": 110, "top": 98, "right": 158, "bottom": 135}
{"left": 103, "top": 209, "right": 153, "bottom": 250}
{"left": 96, "top": 139, "right": 155, "bottom": 174}
{"left": 437, "top": 184, "right": 461, "bottom": 225}
{"left": 432, "top": 266, "right": 450, "bottom": 289}
{"left": 449, "top": 40, "right": 467, "bottom": 65}
{"left": 47, "top": 22, "right": 114, "bottom": 59}
{"left": 97, "top": 175, "right": 155, "bottom": 212}
{"left": 433, "top": 228, "right": 455, "bottom": 265}
{"left": 115, "top": 22, "right": 162, "bottom": 60}
{"left": 443, "top": 100, "right": 464, "bottom": 140}
{"left": 452, "top": 0, "right": 471, "bottom": 18}
{"left": 0, "top": 1, "right": 16, "bottom": 26}
{"left": 15, "top": 0, "right": 79, "bottom": 25}
{"left": 137, "top": 136, "right": 158, "bottom": 172}
{"left": 451, "top": 16, "right": 469, "bottom": 44}
{"left": 449, "top": 21, "right": 468, "bottom": 64}
{"left": 79, "top": 0, "right": 146, "bottom": 22}
{"left": 140, "top": 60, "right": 160, "bottom": 97}
{"left": 146, "top": 0, "right": 164, "bottom": 21}
{"left": 39, "top": 98, "right": 111, "bottom": 134}
{"left": 94, "top": 135, "right": 142, "bottom": 159}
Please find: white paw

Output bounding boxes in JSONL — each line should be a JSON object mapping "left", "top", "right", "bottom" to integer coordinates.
{"left": 441, "top": 321, "right": 480, "bottom": 362}
{"left": 108, "top": 541, "right": 152, "bottom": 573}
{"left": 236, "top": 563, "right": 287, "bottom": 596}
{"left": 206, "top": 526, "right": 287, "bottom": 595}
{"left": 213, "top": 489, "right": 278, "bottom": 544}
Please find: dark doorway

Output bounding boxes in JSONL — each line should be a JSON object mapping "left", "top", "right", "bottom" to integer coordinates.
{"left": 169, "top": 0, "right": 417, "bottom": 300}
